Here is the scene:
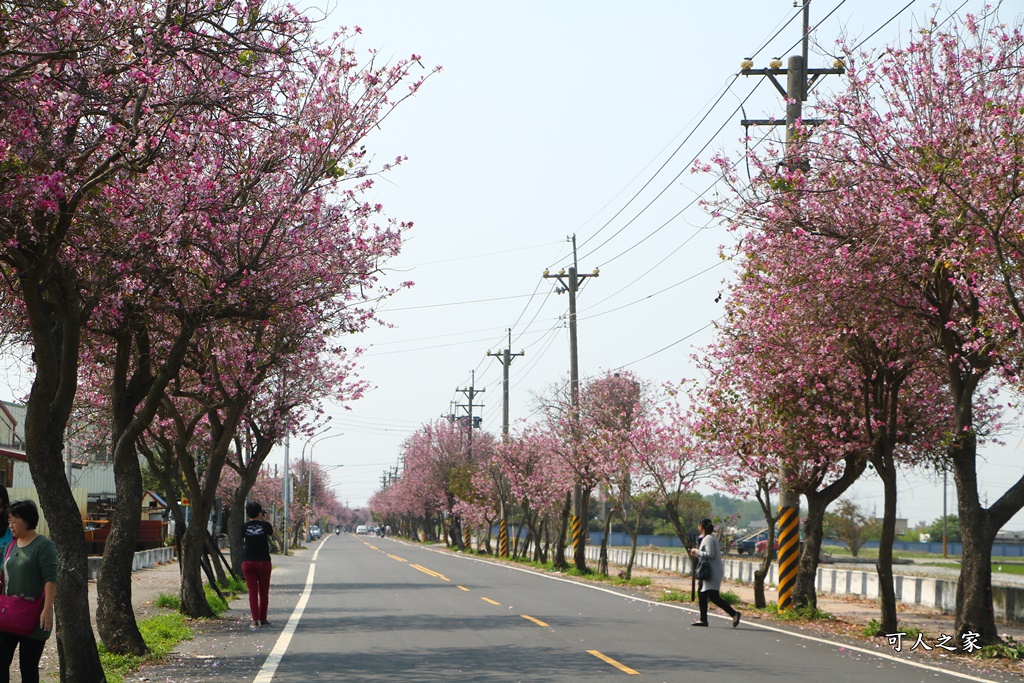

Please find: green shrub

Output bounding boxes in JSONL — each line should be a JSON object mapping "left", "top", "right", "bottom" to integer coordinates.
{"left": 659, "top": 589, "right": 696, "bottom": 603}
{"left": 719, "top": 590, "right": 741, "bottom": 605}
{"left": 154, "top": 592, "right": 180, "bottom": 610}
{"left": 221, "top": 575, "right": 247, "bottom": 594}
{"left": 772, "top": 602, "right": 833, "bottom": 621}
{"left": 977, "top": 636, "right": 1024, "bottom": 660}
{"left": 100, "top": 613, "right": 193, "bottom": 683}
{"left": 139, "top": 613, "right": 193, "bottom": 657}
{"left": 204, "top": 585, "right": 229, "bottom": 615}
{"left": 862, "top": 619, "right": 922, "bottom": 639}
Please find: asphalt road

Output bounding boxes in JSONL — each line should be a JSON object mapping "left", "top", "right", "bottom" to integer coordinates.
{"left": 131, "top": 535, "right": 1008, "bottom": 682}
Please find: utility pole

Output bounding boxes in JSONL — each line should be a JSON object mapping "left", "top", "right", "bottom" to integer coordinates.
{"left": 453, "top": 371, "right": 485, "bottom": 550}
{"left": 282, "top": 435, "right": 290, "bottom": 556}
{"left": 487, "top": 329, "right": 525, "bottom": 557}
{"left": 739, "top": 0, "right": 843, "bottom": 611}
{"left": 543, "top": 234, "right": 599, "bottom": 571}
{"left": 456, "top": 370, "right": 486, "bottom": 457}
{"left": 487, "top": 330, "right": 525, "bottom": 438}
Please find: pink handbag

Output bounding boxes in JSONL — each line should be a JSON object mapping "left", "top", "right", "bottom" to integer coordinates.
{"left": 0, "top": 543, "right": 44, "bottom": 636}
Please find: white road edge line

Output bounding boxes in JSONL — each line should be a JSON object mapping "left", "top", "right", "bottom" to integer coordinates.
{"left": 414, "top": 542, "right": 1000, "bottom": 683}
{"left": 252, "top": 539, "right": 325, "bottom": 683}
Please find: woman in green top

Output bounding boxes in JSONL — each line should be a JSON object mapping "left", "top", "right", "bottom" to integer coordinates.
{"left": 0, "top": 500, "right": 57, "bottom": 683}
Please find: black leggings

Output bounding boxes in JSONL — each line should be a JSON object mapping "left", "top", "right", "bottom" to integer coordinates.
{"left": 0, "top": 632, "right": 46, "bottom": 683}
{"left": 699, "top": 589, "right": 738, "bottom": 622}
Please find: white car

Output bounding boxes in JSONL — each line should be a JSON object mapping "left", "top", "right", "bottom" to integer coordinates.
{"left": 356, "top": 525, "right": 368, "bottom": 535}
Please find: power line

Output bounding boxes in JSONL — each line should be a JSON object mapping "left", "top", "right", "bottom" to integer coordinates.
{"left": 614, "top": 320, "right": 720, "bottom": 371}
{"left": 571, "top": 3, "right": 802, "bottom": 258}
{"left": 852, "top": 1, "right": 917, "bottom": 52}
{"left": 581, "top": 260, "right": 728, "bottom": 321}
{"left": 376, "top": 292, "right": 536, "bottom": 313}
{"left": 578, "top": 81, "right": 763, "bottom": 266}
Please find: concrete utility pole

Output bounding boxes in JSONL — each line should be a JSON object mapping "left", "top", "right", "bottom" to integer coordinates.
{"left": 456, "top": 370, "right": 486, "bottom": 458}
{"left": 453, "top": 372, "right": 485, "bottom": 548}
{"left": 282, "top": 435, "right": 290, "bottom": 556}
{"left": 486, "top": 330, "right": 525, "bottom": 438}
{"left": 738, "top": 0, "right": 843, "bottom": 611}
{"left": 487, "top": 330, "right": 524, "bottom": 557}
{"left": 543, "top": 234, "right": 599, "bottom": 571}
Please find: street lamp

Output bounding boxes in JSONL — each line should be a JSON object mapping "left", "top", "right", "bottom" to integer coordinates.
{"left": 306, "top": 432, "right": 344, "bottom": 539}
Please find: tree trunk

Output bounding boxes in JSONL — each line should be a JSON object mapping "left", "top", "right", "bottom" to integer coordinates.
{"left": 206, "top": 532, "right": 228, "bottom": 584}
{"left": 624, "top": 529, "right": 639, "bottom": 581}
{"left": 228, "top": 489, "right": 248, "bottom": 576}
{"left": 599, "top": 511, "right": 612, "bottom": 576}
{"left": 952, "top": 447, "right": 999, "bottom": 643}
{"left": 793, "top": 453, "right": 867, "bottom": 608}
{"left": 754, "top": 486, "right": 777, "bottom": 610}
{"left": 179, "top": 506, "right": 215, "bottom": 618}
{"left": 28, "top": 413, "right": 107, "bottom": 682}
{"left": 794, "top": 492, "right": 826, "bottom": 608}
{"left": 95, "top": 439, "right": 147, "bottom": 655}
{"left": 539, "top": 517, "right": 550, "bottom": 564}
{"left": 554, "top": 492, "right": 570, "bottom": 570}
{"left": 663, "top": 497, "right": 692, "bottom": 550}
{"left": 21, "top": 275, "right": 107, "bottom": 682}
{"left": 573, "top": 488, "right": 591, "bottom": 572}
{"left": 872, "top": 447, "right": 899, "bottom": 635}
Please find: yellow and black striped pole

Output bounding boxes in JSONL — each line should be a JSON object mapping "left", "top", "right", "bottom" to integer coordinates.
{"left": 777, "top": 504, "right": 800, "bottom": 610}
{"left": 463, "top": 524, "right": 471, "bottom": 551}
{"left": 571, "top": 512, "right": 583, "bottom": 565}
{"left": 499, "top": 518, "right": 509, "bottom": 558}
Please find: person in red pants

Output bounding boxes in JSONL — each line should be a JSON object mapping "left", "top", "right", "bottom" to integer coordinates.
{"left": 241, "top": 502, "right": 275, "bottom": 628}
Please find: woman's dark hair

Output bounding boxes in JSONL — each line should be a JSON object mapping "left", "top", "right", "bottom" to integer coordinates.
{"left": 246, "top": 502, "right": 263, "bottom": 518}
{"left": 699, "top": 518, "right": 714, "bottom": 533}
{"left": 9, "top": 500, "right": 40, "bottom": 530}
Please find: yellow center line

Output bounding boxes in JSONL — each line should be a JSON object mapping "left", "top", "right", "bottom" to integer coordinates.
{"left": 521, "top": 614, "right": 549, "bottom": 627}
{"left": 366, "top": 544, "right": 378, "bottom": 550}
{"left": 587, "top": 650, "right": 639, "bottom": 675}
{"left": 457, "top": 586, "right": 470, "bottom": 592}
{"left": 481, "top": 597, "right": 500, "bottom": 606}
{"left": 409, "top": 564, "right": 451, "bottom": 582}
{"left": 387, "top": 554, "right": 407, "bottom": 562}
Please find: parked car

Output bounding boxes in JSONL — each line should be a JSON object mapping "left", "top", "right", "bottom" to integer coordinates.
{"left": 754, "top": 538, "right": 779, "bottom": 557}
{"left": 356, "top": 525, "right": 369, "bottom": 535}
{"left": 732, "top": 528, "right": 771, "bottom": 555}
{"left": 309, "top": 525, "right": 321, "bottom": 540}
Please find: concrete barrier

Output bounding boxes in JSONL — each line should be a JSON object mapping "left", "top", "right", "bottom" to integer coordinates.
{"left": 87, "top": 546, "right": 175, "bottom": 580}
{"left": 584, "top": 545, "right": 1024, "bottom": 625}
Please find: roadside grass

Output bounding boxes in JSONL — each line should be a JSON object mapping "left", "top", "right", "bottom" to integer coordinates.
{"left": 751, "top": 601, "right": 834, "bottom": 621}
{"left": 977, "top": 636, "right": 1024, "bottom": 661}
{"left": 99, "top": 613, "right": 193, "bottom": 683}
{"left": 503, "top": 556, "right": 652, "bottom": 587}
{"left": 101, "top": 575, "right": 245, "bottom": 682}
{"left": 820, "top": 544, "right": 1024, "bottom": 565}
{"left": 916, "top": 561, "right": 1024, "bottom": 575}
{"left": 659, "top": 589, "right": 696, "bottom": 603}
{"left": 564, "top": 566, "right": 652, "bottom": 587}
{"left": 658, "top": 589, "right": 740, "bottom": 605}
{"left": 861, "top": 618, "right": 923, "bottom": 639}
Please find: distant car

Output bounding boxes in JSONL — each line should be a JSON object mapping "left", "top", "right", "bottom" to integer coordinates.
{"left": 732, "top": 529, "right": 771, "bottom": 555}
{"left": 309, "top": 525, "right": 321, "bottom": 540}
{"left": 356, "top": 525, "right": 369, "bottom": 535}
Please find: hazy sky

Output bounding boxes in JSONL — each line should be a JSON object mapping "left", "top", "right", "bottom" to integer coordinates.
{"left": 291, "top": 0, "right": 1023, "bottom": 529}
{"left": 3, "top": 0, "right": 1022, "bottom": 530}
